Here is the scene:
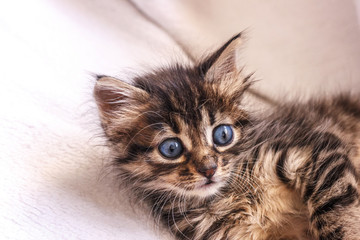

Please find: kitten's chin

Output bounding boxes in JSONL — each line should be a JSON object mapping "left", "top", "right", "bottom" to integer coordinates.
{"left": 186, "top": 181, "right": 224, "bottom": 199}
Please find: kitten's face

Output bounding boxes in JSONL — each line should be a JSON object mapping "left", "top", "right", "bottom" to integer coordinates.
{"left": 117, "top": 89, "right": 246, "bottom": 198}
{"left": 95, "top": 34, "right": 250, "bottom": 199}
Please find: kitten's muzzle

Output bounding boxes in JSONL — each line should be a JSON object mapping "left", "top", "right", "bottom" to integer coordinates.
{"left": 196, "top": 156, "right": 217, "bottom": 179}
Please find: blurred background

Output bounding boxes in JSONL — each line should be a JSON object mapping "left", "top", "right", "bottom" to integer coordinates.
{"left": 1, "top": 1, "right": 359, "bottom": 239}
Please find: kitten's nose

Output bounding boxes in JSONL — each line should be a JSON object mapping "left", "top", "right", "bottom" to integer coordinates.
{"left": 197, "top": 162, "right": 217, "bottom": 179}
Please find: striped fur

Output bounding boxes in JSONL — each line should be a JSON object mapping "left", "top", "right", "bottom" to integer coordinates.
{"left": 94, "top": 34, "right": 360, "bottom": 239}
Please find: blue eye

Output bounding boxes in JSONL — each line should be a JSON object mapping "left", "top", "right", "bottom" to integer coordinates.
{"left": 213, "top": 125, "right": 233, "bottom": 146}
{"left": 158, "top": 138, "right": 183, "bottom": 159}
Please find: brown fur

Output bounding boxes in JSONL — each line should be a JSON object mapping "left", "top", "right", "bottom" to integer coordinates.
{"left": 94, "top": 34, "right": 360, "bottom": 239}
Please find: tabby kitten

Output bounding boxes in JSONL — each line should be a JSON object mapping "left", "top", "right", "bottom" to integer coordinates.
{"left": 94, "top": 34, "right": 360, "bottom": 240}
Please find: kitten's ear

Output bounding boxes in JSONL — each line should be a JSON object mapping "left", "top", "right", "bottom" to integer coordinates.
{"left": 199, "top": 33, "right": 243, "bottom": 82}
{"left": 199, "top": 33, "right": 251, "bottom": 101}
{"left": 94, "top": 76, "right": 149, "bottom": 123}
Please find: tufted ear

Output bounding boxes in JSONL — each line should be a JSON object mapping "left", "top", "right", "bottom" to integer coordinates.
{"left": 199, "top": 33, "right": 243, "bottom": 82}
{"left": 94, "top": 76, "right": 149, "bottom": 127}
{"left": 198, "top": 33, "right": 252, "bottom": 101}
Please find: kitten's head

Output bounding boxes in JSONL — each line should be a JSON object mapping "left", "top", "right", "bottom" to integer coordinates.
{"left": 94, "top": 34, "right": 251, "bottom": 199}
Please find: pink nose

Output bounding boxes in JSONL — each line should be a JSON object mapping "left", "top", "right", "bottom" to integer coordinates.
{"left": 197, "top": 165, "right": 217, "bottom": 179}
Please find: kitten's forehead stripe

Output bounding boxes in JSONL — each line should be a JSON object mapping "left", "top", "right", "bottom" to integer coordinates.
{"left": 169, "top": 113, "right": 181, "bottom": 134}
{"left": 208, "top": 110, "right": 215, "bottom": 126}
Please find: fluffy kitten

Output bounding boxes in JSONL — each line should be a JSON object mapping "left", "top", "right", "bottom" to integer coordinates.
{"left": 94, "top": 34, "right": 360, "bottom": 240}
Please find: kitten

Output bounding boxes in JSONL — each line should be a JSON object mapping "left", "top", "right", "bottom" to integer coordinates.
{"left": 94, "top": 34, "right": 360, "bottom": 240}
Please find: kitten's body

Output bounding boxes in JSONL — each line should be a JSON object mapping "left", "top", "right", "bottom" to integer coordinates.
{"left": 153, "top": 96, "right": 360, "bottom": 240}
{"left": 94, "top": 34, "right": 360, "bottom": 239}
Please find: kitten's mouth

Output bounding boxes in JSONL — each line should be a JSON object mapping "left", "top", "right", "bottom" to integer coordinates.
{"left": 204, "top": 180, "right": 214, "bottom": 186}
{"left": 199, "top": 179, "right": 217, "bottom": 189}
{"left": 186, "top": 178, "right": 223, "bottom": 198}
